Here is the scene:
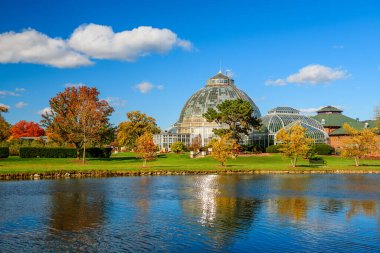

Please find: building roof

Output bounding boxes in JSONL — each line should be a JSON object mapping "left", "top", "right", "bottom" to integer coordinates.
{"left": 177, "top": 72, "right": 261, "bottom": 123}
{"left": 312, "top": 113, "right": 359, "bottom": 128}
{"left": 268, "top": 107, "right": 300, "bottom": 115}
{"left": 329, "top": 120, "right": 378, "bottom": 136}
{"left": 317, "top": 106, "right": 343, "bottom": 114}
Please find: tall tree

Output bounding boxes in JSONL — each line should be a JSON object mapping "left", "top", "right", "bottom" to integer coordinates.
{"left": 9, "top": 120, "right": 45, "bottom": 140}
{"left": 376, "top": 106, "right": 380, "bottom": 130}
{"left": 135, "top": 132, "right": 157, "bottom": 167}
{"left": 209, "top": 133, "right": 238, "bottom": 166}
{"left": 41, "top": 86, "right": 114, "bottom": 162}
{"left": 203, "top": 99, "right": 261, "bottom": 142}
{"left": 341, "top": 123, "right": 378, "bottom": 167}
{"left": 276, "top": 123, "right": 313, "bottom": 167}
{"left": 117, "top": 111, "right": 161, "bottom": 150}
{"left": 0, "top": 105, "right": 11, "bottom": 142}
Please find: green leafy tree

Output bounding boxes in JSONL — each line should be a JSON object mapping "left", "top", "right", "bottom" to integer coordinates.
{"left": 171, "top": 141, "right": 187, "bottom": 153}
{"left": 203, "top": 99, "right": 261, "bottom": 141}
{"left": 209, "top": 133, "right": 238, "bottom": 166}
{"left": 276, "top": 123, "right": 313, "bottom": 167}
{"left": 0, "top": 105, "right": 11, "bottom": 142}
{"left": 117, "top": 111, "right": 161, "bottom": 150}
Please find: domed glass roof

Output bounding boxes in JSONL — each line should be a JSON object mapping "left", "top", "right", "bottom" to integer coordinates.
{"left": 261, "top": 107, "right": 328, "bottom": 143}
{"left": 177, "top": 72, "right": 261, "bottom": 123}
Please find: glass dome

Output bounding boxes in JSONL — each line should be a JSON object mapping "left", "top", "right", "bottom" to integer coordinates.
{"left": 177, "top": 71, "right": 261, "bottom": 123}
{"left": 261, "top": 107, "right": 328, "bottom": 144}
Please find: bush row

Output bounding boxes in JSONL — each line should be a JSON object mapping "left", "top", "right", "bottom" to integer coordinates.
{"left": 265, "top": 144, "right": 335, "bottom": 155}
{"left": 0, "top": 147, "right": 9, "bottom": 158}
{"left": 19, "top": 147, "right": 112, "bottom": 158}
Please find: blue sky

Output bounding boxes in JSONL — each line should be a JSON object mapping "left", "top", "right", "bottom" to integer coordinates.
{"left": 1, "top": 0, "right": 379, "bottom": 129}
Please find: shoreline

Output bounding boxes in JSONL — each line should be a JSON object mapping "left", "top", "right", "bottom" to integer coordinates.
{"left": 2, "top": 169, "right": 380, "bottom": 181}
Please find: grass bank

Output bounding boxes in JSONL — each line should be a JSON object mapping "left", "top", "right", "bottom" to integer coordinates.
{"left": 1, "top": 152, "right": 380, "bottom": 180}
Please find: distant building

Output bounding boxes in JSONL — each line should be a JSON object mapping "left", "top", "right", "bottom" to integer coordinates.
{"left": 312, "top": 106, "right": 378, "bottom": 151}
{"left": 154, "top": 71, "right": 330, "bottom": 150}
{"left": 154, "top": 71, "right": 261, "bottom": 150}
{"left": 258, "top": 107, "right": 328, "bottom": 146}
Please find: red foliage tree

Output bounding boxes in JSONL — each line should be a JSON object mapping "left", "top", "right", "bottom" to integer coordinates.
{"left": 10, "top": 120, "right": 45, "bottom": 139}
{"left": 41, "top": 86, "right": 114, "bottom": 162}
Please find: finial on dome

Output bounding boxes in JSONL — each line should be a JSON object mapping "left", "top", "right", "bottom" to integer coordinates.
{"left": 219, "top": 60, "right": 222, "bottom": 73}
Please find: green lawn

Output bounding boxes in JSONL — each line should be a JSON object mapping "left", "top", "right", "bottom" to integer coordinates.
{"left": 1, "top": 152, "right": 380, "bottom": 175}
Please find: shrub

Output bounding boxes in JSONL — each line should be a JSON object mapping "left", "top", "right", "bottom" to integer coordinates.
{"left": 313, "top": 144, "right": 335, "bottom": 155}
{"left": 265, "top": 145, "right": 283, "bottom": 153}
{"left": 171, "top": 141, "right": 188, "bottom": 153}
{"left": 19, "top": 147, "right": 112, "bottom": 158}
{"left": 0, "top": 147, "right": 9, "bottom": 158}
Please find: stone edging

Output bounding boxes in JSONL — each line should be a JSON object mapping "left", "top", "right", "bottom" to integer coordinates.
{"left": 1, "top": 169, "right": 380, "bottom": 181}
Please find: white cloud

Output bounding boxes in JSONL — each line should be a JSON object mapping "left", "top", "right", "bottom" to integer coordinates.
{"left": 0, "top": 103, "right": 10, "bottom": 110}
{"left": 15, "top": 101, "right": 28, "bottom": 108}
{"left": 135, "top": 81, "right": 164, "bottom": 94}
{"left": 15, "top": 88, "right": 26, "bottom": 92}
{"left": 68, "top": 24, "right": 192, "bottom": 61}
{"left": 105, "top": 97, "right": 127, "bottom": 107}
{"left": 0, "top": 29, "right": 92, "bottom": 68}
{"left": 265, "top": 78, "right": 287, "bottom": 86}
{"left": 38, "top": 107, "right": 52, "bottom": 115}
{"left": 332, "top": 45, "right": 344, "bottom": 49}
{"left": 298, "top": 107, "right": 324, "bottom": 115}
{"left": 64, "top": 82, "right": 86, "bottom": 88}
{"left": 266, "top": 64, "right": 349, "bottom": 86}
{"left": 0, "top": 24, "right": 192, "bottom": 68}
{"left": 0, "top": 90, "right": 19, "bottom": 96}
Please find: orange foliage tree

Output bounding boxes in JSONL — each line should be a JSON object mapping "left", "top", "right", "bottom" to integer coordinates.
{"left": 9, "top": 120, "right": 45, "bottom": 140}
{"left": 135, "top": 132, "right": 158, "bottom": 167}
{"left": 41, "top": 86, "right": 114, "bottom": 162}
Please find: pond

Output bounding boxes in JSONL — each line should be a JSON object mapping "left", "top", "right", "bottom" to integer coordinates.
{"left": 1, "top": 174, "right": 380, "bottom": 252}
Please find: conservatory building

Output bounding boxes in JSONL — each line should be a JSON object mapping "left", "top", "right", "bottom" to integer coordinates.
{"left": 154, "top": 71, "right": 261, "bottom": 149}
{"left": 257, "top": 107, "right": 328, "bottom": 145}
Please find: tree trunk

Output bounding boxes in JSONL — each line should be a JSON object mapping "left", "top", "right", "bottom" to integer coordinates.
{"left": 76, "top": 145, "right": 80, "bottom": 160}
{"left": 82, "top": 142, "right": 86, "bottom": 165}
{"left": 355, "top": 157, "right": 359, "bottom": 167}
{"left": 143, "top": 159, "right": 146, "bottom": 167}
{"left": 293, "top": 156, "right": 298, "bottom": 168}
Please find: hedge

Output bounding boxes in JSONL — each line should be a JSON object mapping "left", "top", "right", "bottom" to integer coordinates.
{"left": 19, "top": 147, "right": 112, "bottom": 158}
{"left": 313, "top": 144, "right": 335, "bottom": 155}
{"left": 0, "top": 147, "right": 9, "bottom": 158}
{"left": 265, "top": 145, "right": 283, "bottom": 153}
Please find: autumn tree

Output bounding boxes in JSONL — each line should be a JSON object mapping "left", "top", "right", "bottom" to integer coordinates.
{"left": 209, "top": 133, "right": 238, "bottom": 166}
{"left": 341, "top": 123, "right": 378, "bottom": 167}
{"left": 189, "top": 135, "right": 201, "bottom": 152}
{"left": 203, "top": 99, "right": 261, "bottom": 142}
{"left": 376, "top": 106, "right": 380, "bottom": 130}
{"left": 117, "top": 111, "right": 161, "bottom": 150}
{"left": 135, "top": 132, "right": 158, "bottom": 167}
{"left": 9, "top": 120, "right": 45, "bottom": 140}
{"left": 0, "top": 105, "right": 11, "bottom": 142}
{"left": 41, "top": 86, "right": 114, "bottom": 162}
{"left": 171, "top": 141, "right": 187, "bottom": 153}
{"left": 276, "top": 123, "right": 313, "bottom": 167}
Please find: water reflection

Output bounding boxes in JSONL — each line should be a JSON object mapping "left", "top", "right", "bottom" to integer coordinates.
{"left": 180, "top": 175, "right": 261, "bottom": 248}
{"left": 1, "top": 175, "right": 380, "bottom": 252}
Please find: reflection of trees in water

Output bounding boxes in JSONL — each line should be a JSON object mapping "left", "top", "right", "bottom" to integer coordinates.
{"left": 181, "top": 175, "right": 261, "bottom": 247}
{"left": 346, "top": 200, "right": 377, "bottom": 220}
{"left": 276, "top": 197, "right": 308, "bottom": 222}
{"left": 321, "top": 199, "right": 344, "bottom": 214}
{"left": 272, "top": 175, "right": 311, "bottom": 222}
{"left": 45, "top": 180, "right": 106, "bottom": 251}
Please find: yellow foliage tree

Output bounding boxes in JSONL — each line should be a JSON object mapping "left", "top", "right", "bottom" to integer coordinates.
{"left": 341, "top": 123, "right": 378, "bottom": 167}
{"left": 275, "top": 123, "right": 313, "bottom": 167}
{"left": 135, "top": 132, "right": 158, "bottom": 167}
{"left": 209, "top": 133, "right": 238, "bottom": 166}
